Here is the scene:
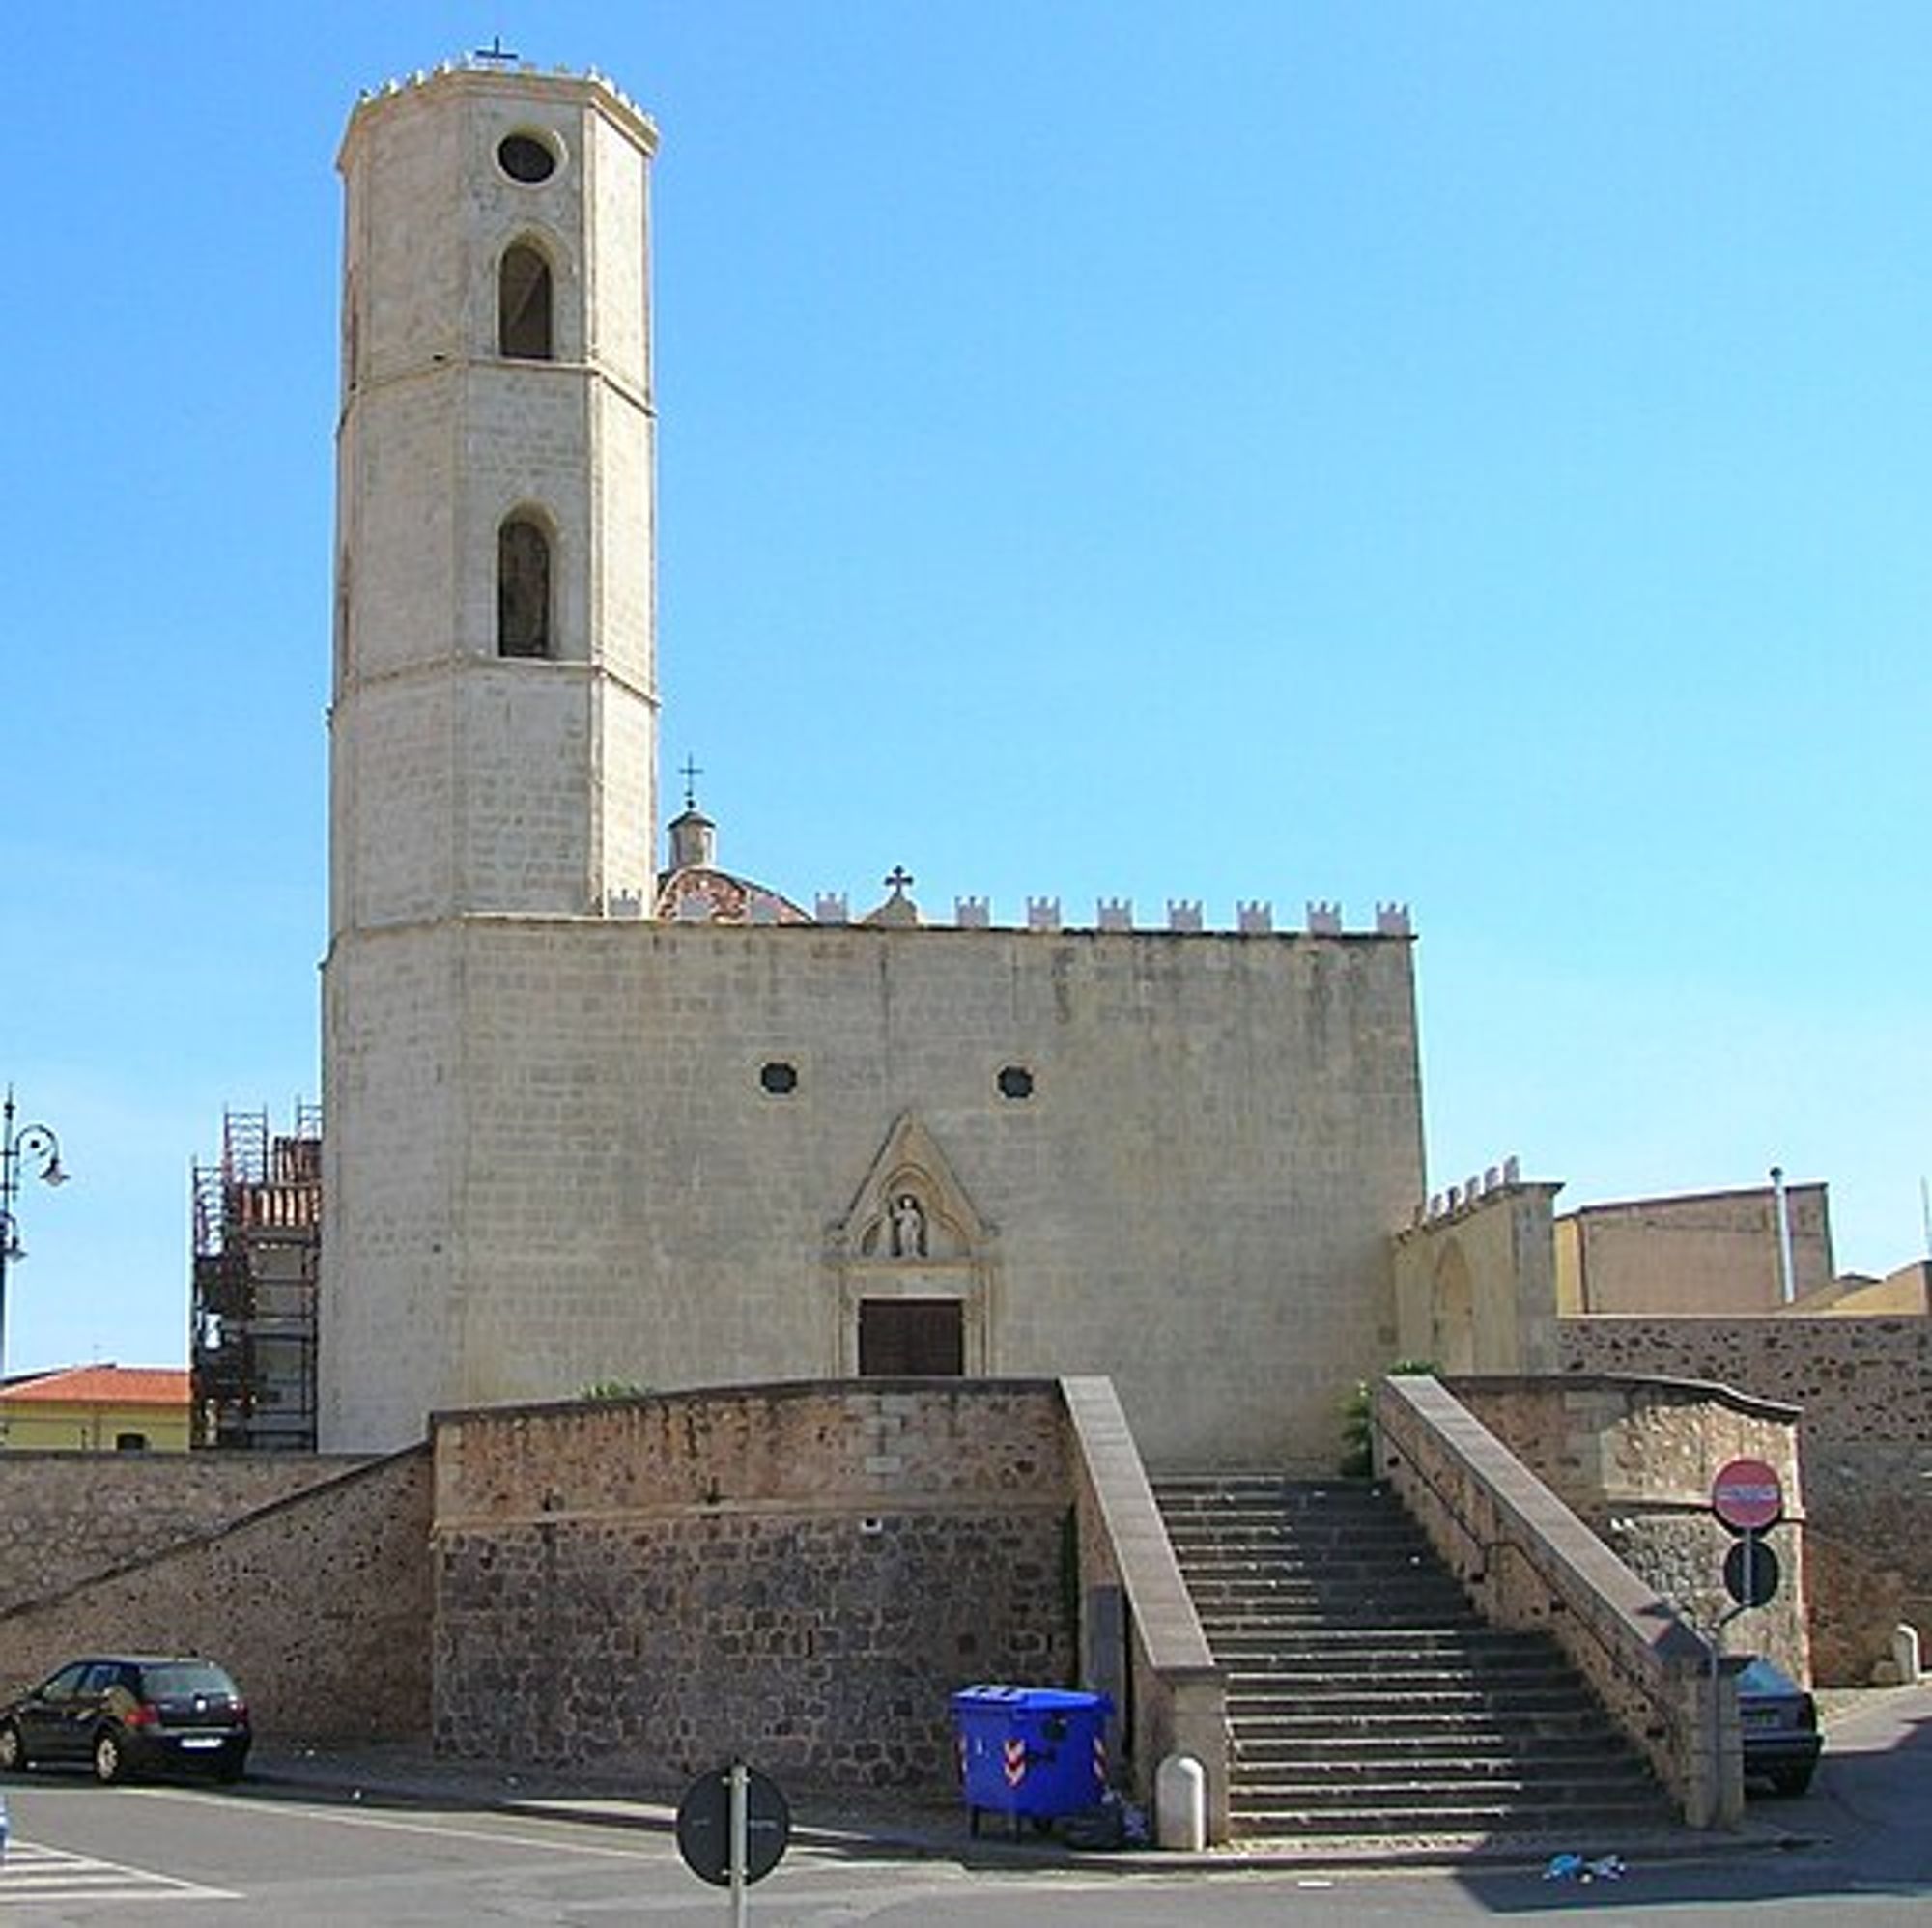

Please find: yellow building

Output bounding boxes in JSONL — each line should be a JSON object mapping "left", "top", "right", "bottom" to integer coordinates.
{"left": 0, "top": 1365, "right": 191, "bottom": 1452}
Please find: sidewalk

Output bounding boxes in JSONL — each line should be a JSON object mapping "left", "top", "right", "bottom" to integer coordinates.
{"left": 247, "top": 1737, "right": 1804, "bottom": 1876}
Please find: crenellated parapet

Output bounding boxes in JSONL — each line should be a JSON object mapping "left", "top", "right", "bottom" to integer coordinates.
{"left": 783, "top": 892, "right": 1423, "bottom": 937}
{"left": 1408, "top": 1154, "right": 1526, "bottom": 1230}
{"left": 355, "top": 55, "right": 657, "bottom": 143}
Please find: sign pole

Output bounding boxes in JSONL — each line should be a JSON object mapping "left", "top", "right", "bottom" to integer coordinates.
{"left": 729, "top": 1760, "right": 749, "bottom": 1928}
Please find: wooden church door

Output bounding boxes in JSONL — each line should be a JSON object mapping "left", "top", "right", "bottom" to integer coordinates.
{"left": 858, "top": 1299, "right": 965, "bottom": 1376}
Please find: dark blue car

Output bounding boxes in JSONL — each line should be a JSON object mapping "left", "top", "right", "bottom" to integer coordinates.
{"left": 0, "top": 1655, "right": 250, "bottom": 1785}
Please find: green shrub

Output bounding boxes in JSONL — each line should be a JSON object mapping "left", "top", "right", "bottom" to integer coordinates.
{"left": 1338, "top": 1360, "right": 1435, "bottom": 1477}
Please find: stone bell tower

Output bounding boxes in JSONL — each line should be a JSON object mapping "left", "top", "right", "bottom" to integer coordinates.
{"left": 322, "top": 62, "right": 659, "bottom": 1448}
{"left": 329, "top": 60, "right": 658, "bottom": 932}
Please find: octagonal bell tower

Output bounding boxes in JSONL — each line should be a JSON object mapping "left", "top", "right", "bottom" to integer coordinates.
{"left": 323, "top": 62, "right": 659, "bottom": 1448}
{"left": 330, "top": 61, "right": 658, "bottom": 931}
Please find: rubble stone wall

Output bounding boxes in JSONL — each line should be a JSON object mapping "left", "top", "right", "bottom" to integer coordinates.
{"left": 0, "top": 1453, "right": 374, "bottom": 1611}
{"left": 1557, "top": 1317, "right": 1929, "bottom": 1443}
{"left": 1559, "top": 1317, "right": 1931, "bottom": 1682}
{"left": 432, "top": 1382, "right": 1077, "bottom": 1789}
{"left": 0, "top": 1451, "right": 432, "bottom": 1741}
{"left": 1452, "top": 1375, "right": 1807, "bottom": 1681}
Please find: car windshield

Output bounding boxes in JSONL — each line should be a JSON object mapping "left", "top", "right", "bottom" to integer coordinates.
{"left": 1737, "top": 1658, "right": 1798, "bottom": 1696}
{"left": 141, "top": 1663, "right": 237, "bottom": 1699}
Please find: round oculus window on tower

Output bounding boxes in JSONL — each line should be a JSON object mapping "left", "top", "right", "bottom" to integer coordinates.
{"left": 497, "top": 132, "right": 558, "bottom": 184}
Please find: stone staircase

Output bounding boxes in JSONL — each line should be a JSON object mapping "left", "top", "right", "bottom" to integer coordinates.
{"left": 1154, "top": 1474, "right": 1678, "bottom": 1841}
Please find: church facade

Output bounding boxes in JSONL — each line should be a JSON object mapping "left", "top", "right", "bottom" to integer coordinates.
{"left": 321, "top": 61, "right": 1424, "bottom": 1464}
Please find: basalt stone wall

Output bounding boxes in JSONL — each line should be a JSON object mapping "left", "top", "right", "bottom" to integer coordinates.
{"left": 0, "top": 1453, "right": 372, "bottom": 1610}
{"left": 1799, "top": 1443, "right": 1932, "bottom": 1684}
{"left": 431, "top": 1382, "right": 1077, "bottom": 1789}
{"left": 1559, "top": 1318, "right": 1931, "bottom": 1683}
{"left": 0, "top": 1450, "right": 432, "bottom": 1740}
{"left": 1558, "top": 1317, "right": 1929, "bottom": 1442}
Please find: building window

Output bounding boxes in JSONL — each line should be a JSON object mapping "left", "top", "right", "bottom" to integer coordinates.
{"left": 498, "top": 243, "right": 554, "bottom": 360}
{"left": 497, "top": 518, "right": 552, "bottom": 658}
{"left": 497, "top": 132, "right": 557, "bottom": 184}
{"left": 114, "top": 1432, "right": 150, "bottom": 1452}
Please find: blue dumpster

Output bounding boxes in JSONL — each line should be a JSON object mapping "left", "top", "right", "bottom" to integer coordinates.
{"left": 950, "top": 1685, "right": 1113, "bottom": 1835}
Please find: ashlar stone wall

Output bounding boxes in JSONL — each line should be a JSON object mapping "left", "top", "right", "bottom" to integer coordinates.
{"left": 327, "top": 921, "right": 1423, "bottom": 1464}
{"left": 432, "top": 1382, "right": 1077, "bottom": 1789}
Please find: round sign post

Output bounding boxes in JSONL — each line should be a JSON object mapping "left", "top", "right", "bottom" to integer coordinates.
{"left": 676, "top": 1762, "right": 790, "bottom": 1923}
{"left": 1711, "top": 1457, "right": 1782, "bottom": 1534}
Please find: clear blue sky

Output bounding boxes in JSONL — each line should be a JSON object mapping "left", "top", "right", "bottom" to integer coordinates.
{"left": 2, "top": 3, "right": 1926, "bottom": 1375}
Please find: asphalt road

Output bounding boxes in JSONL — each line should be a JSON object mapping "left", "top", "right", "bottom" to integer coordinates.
{"left": 0, "top": 1687, "right": 1924, "bottom": 1924}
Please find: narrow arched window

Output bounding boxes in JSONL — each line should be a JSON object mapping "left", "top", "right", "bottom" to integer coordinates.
{"left": 498, "top": 243, "right": 554, "bottom": 360}
{"left": 497, "top": 518, "right": 552, "bottom": 658}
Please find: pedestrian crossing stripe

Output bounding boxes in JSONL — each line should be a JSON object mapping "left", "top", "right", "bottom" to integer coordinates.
{"left": 0, "top": 1838, "right": 240, "bottom": 1904}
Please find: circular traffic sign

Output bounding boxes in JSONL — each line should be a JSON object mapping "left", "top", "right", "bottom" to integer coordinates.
{"left": 675, "top": 1763, "right": 790, "bottom": 1887}
{"left": 1723, "top": 1535, "right": 1781, "bottom": 1608}
{"left": 1711, "top": 1457, "right": 1783, "bottom": 1533}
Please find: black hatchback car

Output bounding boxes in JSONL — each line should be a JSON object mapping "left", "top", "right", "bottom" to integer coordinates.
{"left": 0, "top": 1656, "right": 250, "bottom": 1785}
{"left": 1738, "top": 1655, "right": 1822, "bottom": 1796}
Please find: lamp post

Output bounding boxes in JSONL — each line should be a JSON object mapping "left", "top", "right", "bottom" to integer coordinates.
{"left": 0, "top": 1088, "right": 69, "bottom": 1386}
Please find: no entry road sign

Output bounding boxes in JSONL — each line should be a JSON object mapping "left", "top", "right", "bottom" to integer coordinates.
{"left": 1711, "top": 1458, "right": 1783, "bottom": 1533}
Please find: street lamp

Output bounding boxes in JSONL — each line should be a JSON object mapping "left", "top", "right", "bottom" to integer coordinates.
{"left": 0, "top": 1088, "right": 69, "bottom": 1386}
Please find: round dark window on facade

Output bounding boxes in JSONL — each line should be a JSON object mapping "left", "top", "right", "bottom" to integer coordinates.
{"left": 497, "top": 132, "right": 558, "bottom": 184}
{"left": 759, "top": 1061, "right": 799, "bottom": 1096}
{"left": 996, "top": 1065, "right": 1035, "bottom": 1101}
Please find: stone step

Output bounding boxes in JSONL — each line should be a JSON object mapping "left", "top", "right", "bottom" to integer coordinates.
{"left": 1228, "top": 1792, "right": 1672, "bottom": 1838}
{"left": 1232, "top": 1778, "right": 1661, "bottom": 1819}
{"left": 1230, "top": 1705, "right": 1615, "bottom": 1741}
{"left": 1197, "top": 1603, "right": 1479, "bottom": 1631}
{"left": 1152, "top": 1474, "right": 1673, "bottom": 1849}
{"left": 1165, "top": 1519, "right": 1434, "bottom": 1540}
{"left": 1221, "top": 1670, "right": 1587, "bottom": 1705}
{"left": 1170, "top": 1547, "right": 1439, "bottom": 1573}
{"left": 1213, "top": 1638, "right": 1577, "bottom": 1669}
{"left": 1233, "top": 1731, "right": 1637, "bottom": 1770}
{"left": 1230, "top": 1764, "right": 1661, "bottom": 1806}
{"left": 1225, "top": 1686, "right": 1604, "bottom": 1722}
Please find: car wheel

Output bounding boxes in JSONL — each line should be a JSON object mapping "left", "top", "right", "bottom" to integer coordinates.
{"left": 1770, "top": 1765, "right": 1815, "bottom": 1797}
{"left": 214, "top": 1753, "right": 246, "bottom": 1785}
{"left": 92, "top": 1728, "right": 128, "bottom": 1785}
{"left": 0, "top": 1719, "right": 27, "bottom": 1772}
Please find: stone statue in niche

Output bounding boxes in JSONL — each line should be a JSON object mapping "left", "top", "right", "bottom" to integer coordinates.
{"left": 890, "top": 1193, "right": 927, "bottom": 1259}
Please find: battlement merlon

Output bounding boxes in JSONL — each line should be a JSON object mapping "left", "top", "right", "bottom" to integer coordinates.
{"left": 768, "top": 896, "right": 1420, "bottom": 937}
{"left": 342, "top": 59, "right": 659, "bottom": 169}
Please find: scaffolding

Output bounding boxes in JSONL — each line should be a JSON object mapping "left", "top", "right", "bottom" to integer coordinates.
{"left": 190, "top": 1103, "right": 322, "bottom": 1450}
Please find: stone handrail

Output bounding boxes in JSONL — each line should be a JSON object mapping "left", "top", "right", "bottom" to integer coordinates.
{"left": 1060, "top": 1377, "right": 1228, "bottom": 1840}
{"left": 1374, "top": 1374, "right": 1741, "bottom": 1828}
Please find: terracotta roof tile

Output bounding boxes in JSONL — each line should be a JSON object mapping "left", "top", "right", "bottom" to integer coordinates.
{"left": 0, "top": 1365, "right": 190, "bottom": 1407}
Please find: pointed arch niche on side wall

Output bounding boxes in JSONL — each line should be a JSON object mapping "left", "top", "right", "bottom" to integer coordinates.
{"left": 1431, "top": 1237, "right": 1476, "bottom": 1376}
{"left": 824, "top": 1113, "right": 1002, "bottom": 1377}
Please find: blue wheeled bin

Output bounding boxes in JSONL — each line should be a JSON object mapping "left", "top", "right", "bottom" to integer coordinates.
{"left": 950, "top": 1685, "right": 1113, "bottom": 1836}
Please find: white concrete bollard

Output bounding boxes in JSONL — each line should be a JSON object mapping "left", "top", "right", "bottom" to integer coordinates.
{"left": 1892, "top": 1624, "right": 1922, "bottom": 1686}
{"left": 1155, "top": 1753, "right": 1207, "bottom": 1852}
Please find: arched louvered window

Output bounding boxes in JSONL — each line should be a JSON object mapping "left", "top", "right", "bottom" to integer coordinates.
{"left": 498, "top": 243, "right": 554, "bottom": 360}
{"left": 497, "top": 518, "right": 552, "bottom": 658}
